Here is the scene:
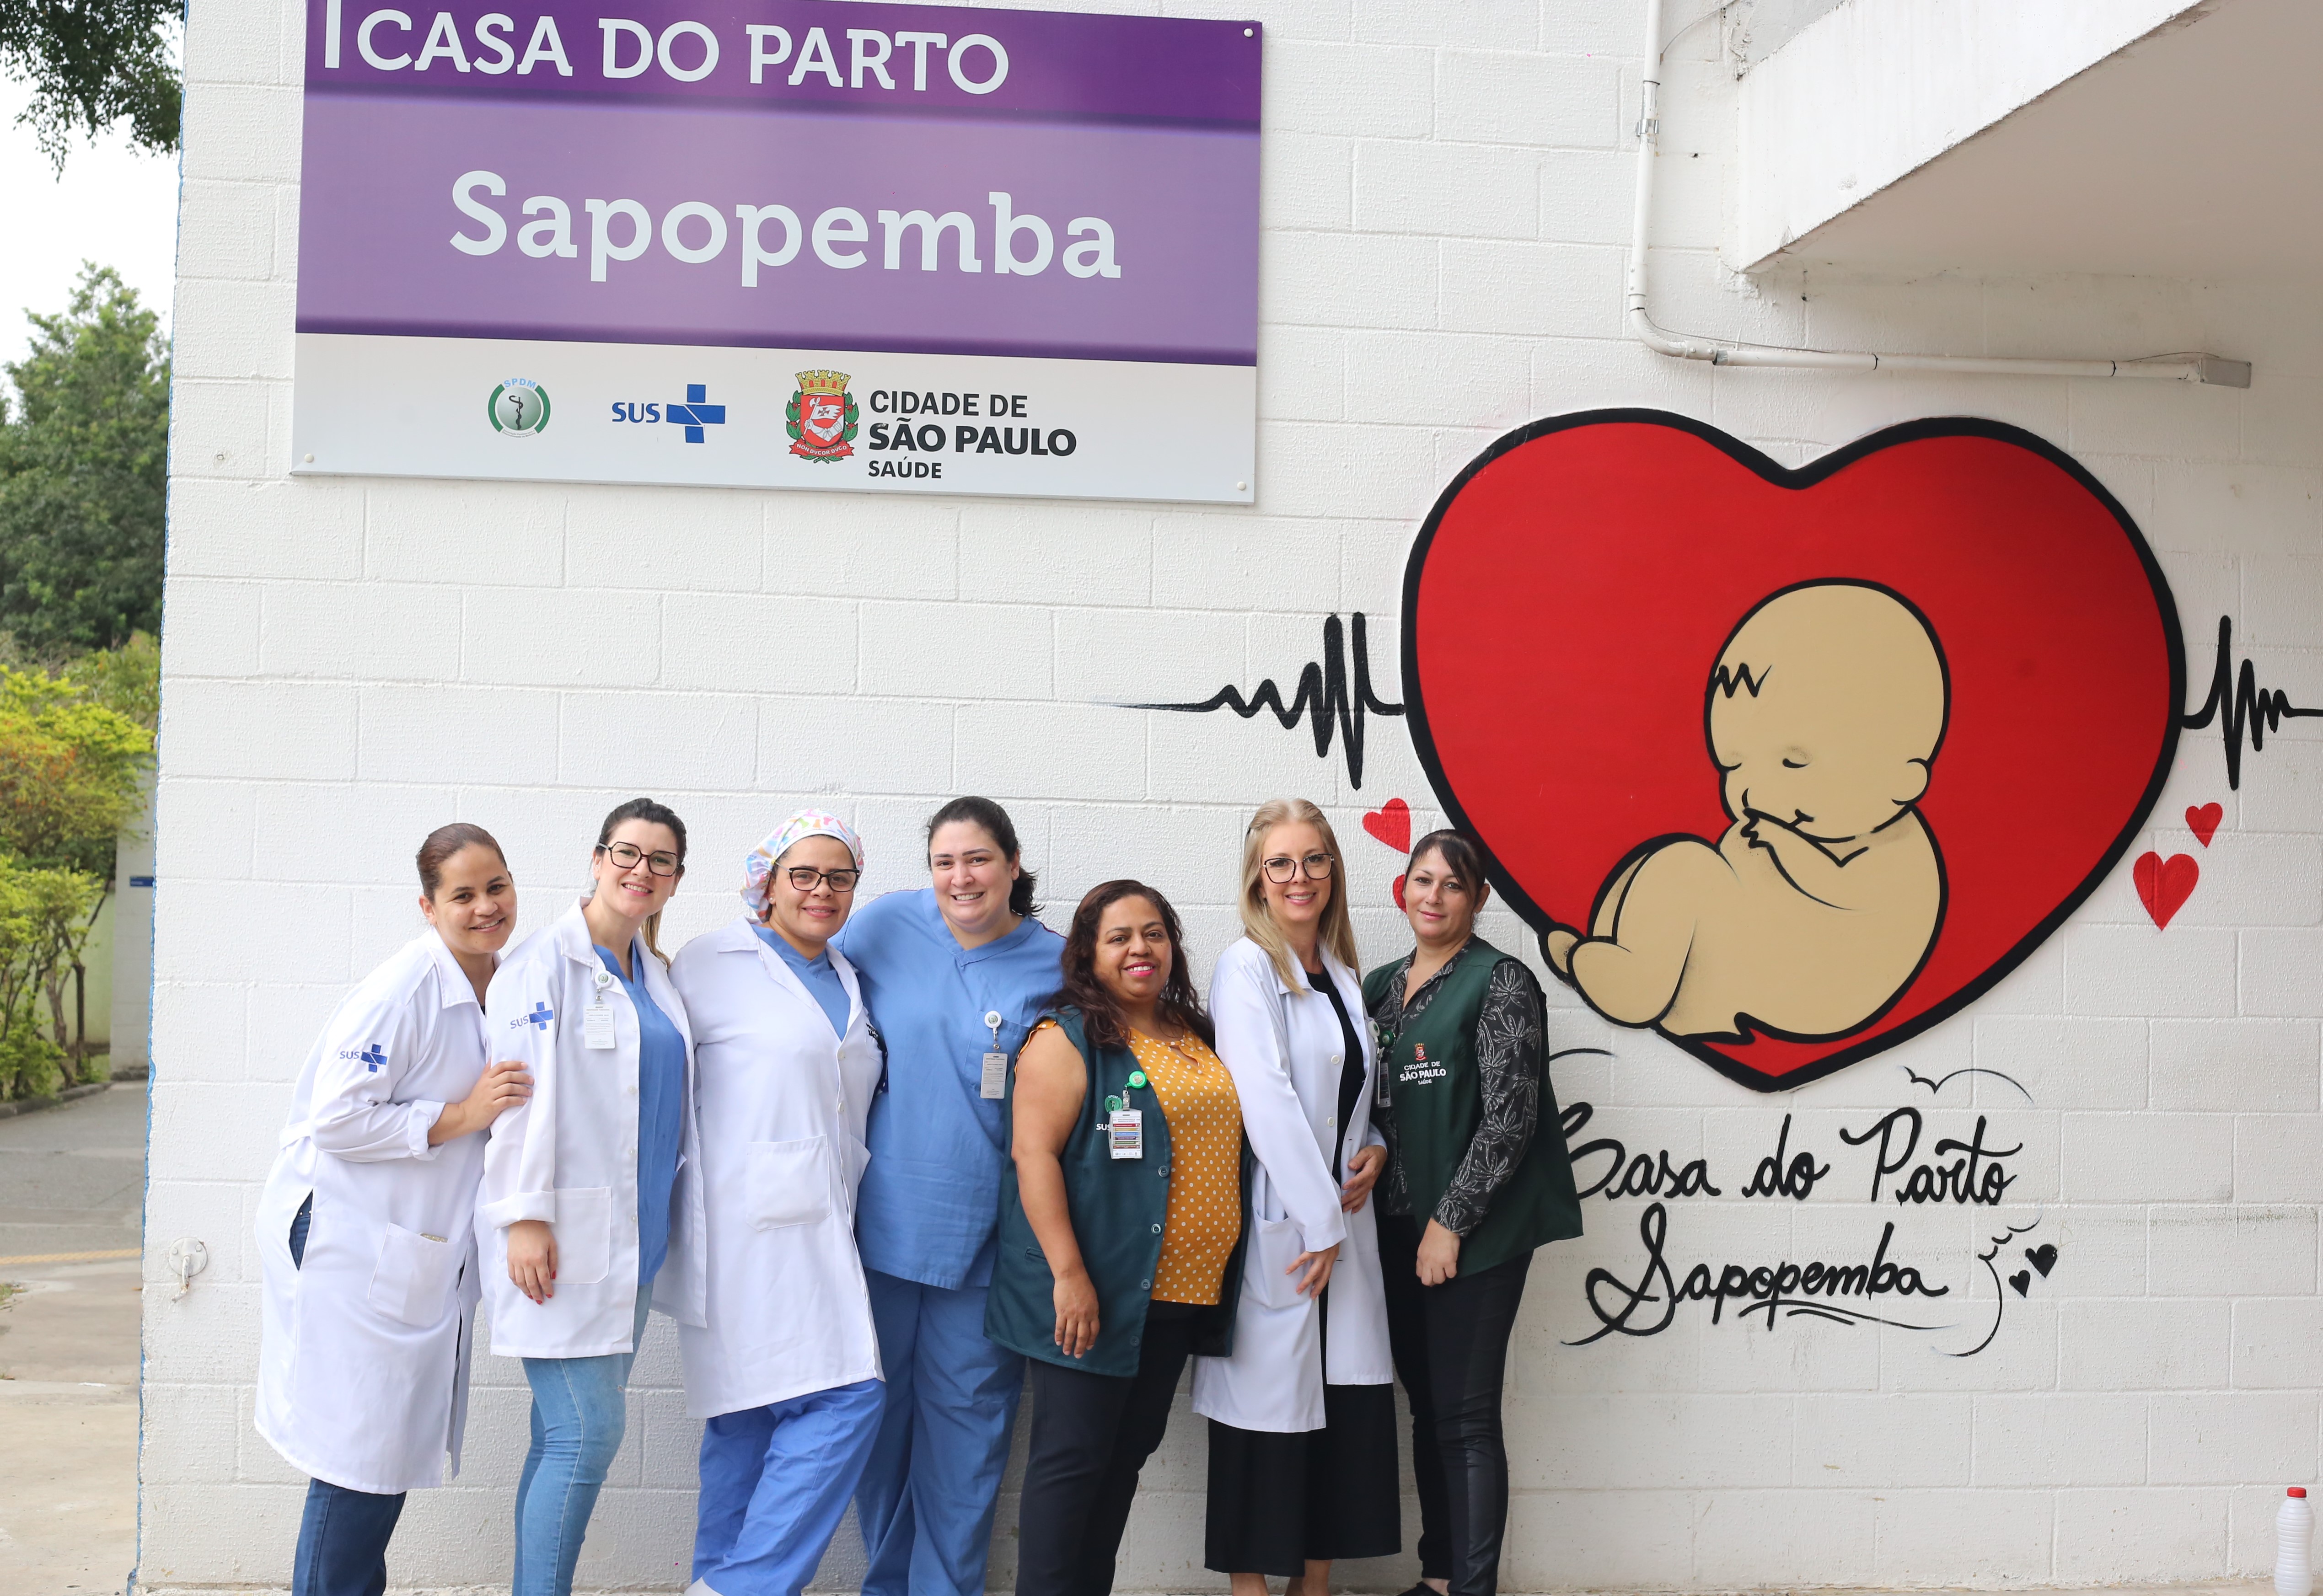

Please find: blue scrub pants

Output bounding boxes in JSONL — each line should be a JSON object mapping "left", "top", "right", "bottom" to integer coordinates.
{"left": 855, "top": 1269, "right": 1025, "bottom": 1596}
{"left": 691, "top": 1378, "right": 885, "bottom": 1596}
{"left": 514, "top": 1285, "right": 654, "bottom": 1596}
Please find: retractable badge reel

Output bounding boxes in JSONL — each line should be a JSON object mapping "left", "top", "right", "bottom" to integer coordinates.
{"left": 1107, "top": 1069, "right": 1147, "bottom": 1159}
{"left": 980, "top": 1011, "right": 1008, "bottom": 1100}
{"left": 585, "top": 967, "right": 617, "bottom": 1050}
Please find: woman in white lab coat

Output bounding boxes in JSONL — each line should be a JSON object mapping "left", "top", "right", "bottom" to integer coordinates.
{"left": 668, "top": 810, "right": 886, "bottom": 1596}
{"left": 479, "top": 796, "right": 707, "bottom": 1596}
{"left": 255, "top": 824, "right": 533, "bottom": 1596}
{"left": 1195, "top": 798, "right": 1397, "bottom": 1596}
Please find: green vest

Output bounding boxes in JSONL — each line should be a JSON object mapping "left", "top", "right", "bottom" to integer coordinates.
{"left": 984, "top": 1007, "right": 1250, "bottom": 1378}
{"left": 1363, "top": 938, "right": 1583, "bottom": 1275}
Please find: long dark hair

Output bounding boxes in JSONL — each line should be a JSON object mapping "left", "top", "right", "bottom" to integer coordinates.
{"left": 416, "top": 822, "right": 505, "bottom": 898}
{"left": 596, "top": 797, "right": 688, "bottom": 964}
{"left": 926, "top": 795, "right": 1040, "bottom": 917}
{"left": 1052, "top": 879, "right": 1212, "bottom": 1050}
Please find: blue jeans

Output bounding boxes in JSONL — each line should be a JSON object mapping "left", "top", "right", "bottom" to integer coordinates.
{"left": 514, "top": 1286, "right": 655, "bottom": 1596}
{"left": 293, "top": 1477, "right": 406, "bottom": 1596}
{"left": 694, "top": 1378, "right": 885, "bottom": 1596}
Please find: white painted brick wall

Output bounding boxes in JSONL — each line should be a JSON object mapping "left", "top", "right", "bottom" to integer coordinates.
{"left": 145, "top": 0, "right": 2323, "bottom": 1589}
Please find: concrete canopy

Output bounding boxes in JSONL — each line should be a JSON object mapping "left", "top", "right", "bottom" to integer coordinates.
{"left": 1734, "top": 0, "right": 2323, "bottom": 283}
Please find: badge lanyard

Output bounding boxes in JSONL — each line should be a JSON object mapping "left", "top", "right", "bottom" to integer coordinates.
{"left": 979, "top": 1010, "right": 1008, "bottom": 1100}
{"left": 584, "top": 966, "right": 618, "bottom": 1050}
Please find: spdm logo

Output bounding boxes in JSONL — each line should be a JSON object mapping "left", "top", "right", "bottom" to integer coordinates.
{"left": 788, "top": 370, "right": 858, "bottom": 462}
{"left": 487, "top": 378, "right": 551, "bottom": 437}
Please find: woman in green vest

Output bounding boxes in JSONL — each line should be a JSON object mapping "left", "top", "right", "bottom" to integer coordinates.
{"left": 987, "top": 879, "right": 1250, "bottom": 1596}
{"left": 1363, "top": 830, "right": 1582, "bottom": 1596}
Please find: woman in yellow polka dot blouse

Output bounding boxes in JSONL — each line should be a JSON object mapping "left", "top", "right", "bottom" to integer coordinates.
{"left": 983, "top": 879, "right": 1253, "bottom": 1596}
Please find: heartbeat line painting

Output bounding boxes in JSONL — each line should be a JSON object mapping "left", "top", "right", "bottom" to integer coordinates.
{"left": 1133, "top": 612, "right": 1405, "bottom": 789}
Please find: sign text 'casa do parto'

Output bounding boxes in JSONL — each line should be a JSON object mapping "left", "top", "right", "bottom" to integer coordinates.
{"left": 291, "top": 0, "right": 1261, "bottom": 503}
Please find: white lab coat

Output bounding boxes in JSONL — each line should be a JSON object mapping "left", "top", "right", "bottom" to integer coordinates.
{"left": 1192, "top": 937, "right": 1393, "bottom": 1433}
{"left": 667, "top": 916, "right": 885, "bottom": 1419}
{"left": 255, "top": 931, "right": 495, "bottom": 1494}
{"left": 477, "top": 901, "right": 707, "bottom": 1358}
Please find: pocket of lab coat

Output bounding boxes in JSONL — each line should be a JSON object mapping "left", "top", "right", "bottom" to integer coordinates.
{"left": 554, "top": 1187, "right": 614, "bottom": 1285}
{"left": 1250, "top": 1217, "right": 1310, "bottom": 1312}
{"left": 746, "top": 1137, "right": 835, "bottom": 1230}
{"left": 366, "top": 1222, "right": 458, "bottom": 1327}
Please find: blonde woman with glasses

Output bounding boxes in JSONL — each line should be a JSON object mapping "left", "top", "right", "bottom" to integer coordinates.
{"left": 1194, "top": 799, "right": 1397, "bottom": 1596}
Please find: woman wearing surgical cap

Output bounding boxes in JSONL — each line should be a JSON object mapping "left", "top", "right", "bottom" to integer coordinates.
{"left": 832, "top": 797, "right": 1064, "bottom": 1596}
{"left": 665, "top": 810, "right": 887, "bottom": 1596}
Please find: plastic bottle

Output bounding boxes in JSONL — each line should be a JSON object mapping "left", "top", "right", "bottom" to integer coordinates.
{"left": 2279, "top": 1486, "right": 2314, "bottom": 1596}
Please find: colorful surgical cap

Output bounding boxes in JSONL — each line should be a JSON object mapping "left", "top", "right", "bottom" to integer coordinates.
{"left": 740, "top": 809, "right": 866, "bottom": 913}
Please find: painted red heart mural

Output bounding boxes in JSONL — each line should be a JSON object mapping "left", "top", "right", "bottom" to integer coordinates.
{"left": 1403, "top": 412, "right": 2183, "bottom": 1091}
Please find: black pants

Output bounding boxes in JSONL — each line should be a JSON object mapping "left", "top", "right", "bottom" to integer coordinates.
{"left": 1015, "top": 1301, "right": 1200, "bottom": 1596}
{"left": 1378, "top": 1215, "right": 1531, "bottom": 1596}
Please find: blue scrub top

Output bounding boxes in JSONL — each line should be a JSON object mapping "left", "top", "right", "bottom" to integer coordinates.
{"left": 755, "top": 924, "right": 851, "bottom": 1039}
{"left": 834, "top": 889, "right": 1064, "bottom": 1290}
{"left": 595, "top": 945, "right": 686, "bottom": 1289}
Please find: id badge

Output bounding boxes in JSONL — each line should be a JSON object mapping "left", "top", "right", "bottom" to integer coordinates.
{"left": 981, "top": 1051, "right": 1008, "bottom": 1100}
{"left": 584, "top": 996, "right": 617, "bottom": 1050}
{"left": 1108, "top": 1109, "right": 1144, "bottom": 1160}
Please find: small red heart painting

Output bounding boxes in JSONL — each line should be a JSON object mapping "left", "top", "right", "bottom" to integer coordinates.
{"left": 2185, "top": 803, "right": 2222, "bottom": 847}
{"left": 2135, "top": 852, "right": 2200, "bottom": 928}
{"left": 1391, "top": 873, "right": 1407, "bottom": 911}
{"left": 1404, "top": 412, "right": 2183, "bottom": 1091}
{"left": 1363, "top": 798, "right": 1412, "bottom": 854}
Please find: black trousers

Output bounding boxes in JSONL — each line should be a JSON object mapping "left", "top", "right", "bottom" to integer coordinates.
{"left": 1378, "top": 1215, "right": 1532, "bottom": 1596}
{"left": 1014, "top": 1301, "right": 1200, "bottom": 1596}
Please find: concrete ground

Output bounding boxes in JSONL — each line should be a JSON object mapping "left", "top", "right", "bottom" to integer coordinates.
{"left": 0, "top": 1081, "right": 145, "bottom": 1596}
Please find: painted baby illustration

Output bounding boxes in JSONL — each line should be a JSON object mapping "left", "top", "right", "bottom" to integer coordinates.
{"left": 1543, "top": 580, "right": 1948, "bottom": 1041}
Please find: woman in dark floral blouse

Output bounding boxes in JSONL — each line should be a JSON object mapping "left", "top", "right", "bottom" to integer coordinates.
{"left": 1362, "top": 830, "right": 1582, "bottom": 1596}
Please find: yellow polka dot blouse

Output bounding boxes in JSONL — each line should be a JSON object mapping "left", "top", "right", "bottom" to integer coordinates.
{"left": 1128, "top": 1028, "right": 1244, "bottom": 1306}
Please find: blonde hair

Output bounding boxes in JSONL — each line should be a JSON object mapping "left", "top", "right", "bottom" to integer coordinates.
{"left": 1239, "top": 798, "right": 1361, "bottom": 990}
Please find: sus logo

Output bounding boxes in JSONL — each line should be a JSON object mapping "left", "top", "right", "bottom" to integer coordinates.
{"left": 788, "top": 370, "right": 858, "bottom": 462}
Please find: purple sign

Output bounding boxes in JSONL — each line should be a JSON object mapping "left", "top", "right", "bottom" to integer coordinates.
{"left": 298, "top": 0, "right": 1261, "bottom": 364}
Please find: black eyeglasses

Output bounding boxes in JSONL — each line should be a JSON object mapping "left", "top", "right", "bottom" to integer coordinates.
{"left": 785, "top": 866, "right": 861, "bottom": 893}
{"left": 1262, "top": 852, "right": 1336, "bottom": 884}
{"left": 599, "top": 841, "right": 681, "bottom": 878}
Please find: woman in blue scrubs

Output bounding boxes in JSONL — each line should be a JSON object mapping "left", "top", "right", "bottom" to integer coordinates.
{"left": 837, "top": 796, "right": 1065, "bottom": 1596}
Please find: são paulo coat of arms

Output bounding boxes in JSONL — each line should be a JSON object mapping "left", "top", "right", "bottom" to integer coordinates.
{"left": 787, "top": 370, "right": 858, "bottom": 461}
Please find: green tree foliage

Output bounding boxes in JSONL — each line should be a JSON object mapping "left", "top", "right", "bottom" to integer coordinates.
{"left": 0, "top": 0, "right": 180, "bottom": 168}
{"left": 0, "top": 638, "right": 153, "bottom": 1097}
{"left": 0, "top": 860, "right": 101, "bottom": 1099}
{"left": 0, "top": 656, "right": 153, "bottom": 878}
{"left": 62, "top": 626, "right": 157, "bottom": 728}
{"left": 0, "top": 265, "right": 169, "bottom": 653}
